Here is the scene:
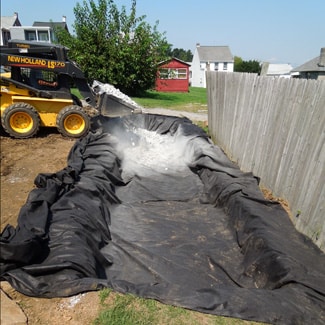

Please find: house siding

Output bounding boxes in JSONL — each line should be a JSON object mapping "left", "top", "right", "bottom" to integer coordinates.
{"left": 8, "top": 27, "right": 25, "bottom": 40}
{"left": 191, "top": 48, "right": 205, "bottom": 87}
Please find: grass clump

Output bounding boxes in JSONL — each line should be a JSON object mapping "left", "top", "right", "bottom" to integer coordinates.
{"left": 94, "top": 289, "right": 264, "bottom": 325}
{"left": 132, "top": 87, "right": 207, "bottom": 112}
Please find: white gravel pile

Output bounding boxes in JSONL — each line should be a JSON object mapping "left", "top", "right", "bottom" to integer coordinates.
{"left": 116, "top": 127, "right": 190, "bottom": 180}
{"left": 92, "top": 80, "right": 142, "bottom": 110}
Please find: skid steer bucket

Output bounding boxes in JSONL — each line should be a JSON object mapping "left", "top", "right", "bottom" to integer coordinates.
{"left": 98, "top": 92, "right": 142, "bottom": 117}
{"left": 92, "top": 80, "right": 142, "bottom": 117}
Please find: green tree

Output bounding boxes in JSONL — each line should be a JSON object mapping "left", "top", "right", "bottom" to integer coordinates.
{"left": 234, "top": 56, "right": 243, "bottom": 68}
{"left": 168, "top": 48, "right": 193, "bottom": 62}
{"left": 234, "top": 56, "right": 261, "bottom": 74}
{"left": 55, "top": 0, "right": 171, "bottom": 95}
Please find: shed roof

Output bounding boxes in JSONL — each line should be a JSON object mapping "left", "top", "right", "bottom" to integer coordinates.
{"left": 266, "top": 63, "right": 293, "bottom": 75}
{"left": 158, "top": 57, "right": 191, "bottom": 67}
{"left": 197, "top": 46, "right": 233, "bottom": 62}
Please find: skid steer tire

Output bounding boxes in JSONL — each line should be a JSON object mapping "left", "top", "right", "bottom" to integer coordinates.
{"left": 56, "top": 105, "right": 90, "bottom": 138}
{"left": 1, "top": 103, "right": 40, "bottom": 139}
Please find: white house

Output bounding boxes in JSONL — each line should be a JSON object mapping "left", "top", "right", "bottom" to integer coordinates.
{"left": 1, "top": 12, "right": 21, "bottom": 45}
{"left": 190, "top": 44, "right": 234, "bottom": 88}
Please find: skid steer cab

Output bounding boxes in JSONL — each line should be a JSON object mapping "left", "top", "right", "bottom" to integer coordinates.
{"left": 0, "top": 40, "right": 101, "bottom": 139}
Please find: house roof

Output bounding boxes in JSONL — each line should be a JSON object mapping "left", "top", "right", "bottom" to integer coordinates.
{"left": 196, "top": 46, "right": 233, "bottom": 62}
{"left": 1, "top": 14, "right": 21, "bottom": 30}
{"left": 291, "top": 48, "right": 325, "bottom": 72}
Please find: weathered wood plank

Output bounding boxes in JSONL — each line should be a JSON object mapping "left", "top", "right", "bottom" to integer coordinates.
{"left": 207, "top": 71, "right": 325, "bottom": 250}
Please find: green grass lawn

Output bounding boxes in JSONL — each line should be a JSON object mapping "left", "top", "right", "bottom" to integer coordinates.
{"left": 94, "top": 289, "right": 264, "bottom": 325}
{"left": 132, "top": 87, "right": 208, "bottom": 112}
{"left": 73, "top": 86, "right": 207, "bottom": 112}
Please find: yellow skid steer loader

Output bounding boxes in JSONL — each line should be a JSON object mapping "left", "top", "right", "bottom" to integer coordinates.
{"left": 0, "top": 40, "right": 140, "bottom": 138}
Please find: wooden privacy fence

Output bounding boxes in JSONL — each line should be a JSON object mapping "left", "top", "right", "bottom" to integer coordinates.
{"left": 206, "top": 71, "right": 325, "bottom": 250}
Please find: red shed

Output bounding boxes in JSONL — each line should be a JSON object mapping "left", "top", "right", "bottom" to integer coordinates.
{"left": 155, "top": 57, "right": 190, "bottom": 92}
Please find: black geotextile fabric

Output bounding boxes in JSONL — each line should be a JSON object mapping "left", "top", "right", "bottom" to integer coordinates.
{"left": 1, "top": 114, "right": 325, "bottom": 325}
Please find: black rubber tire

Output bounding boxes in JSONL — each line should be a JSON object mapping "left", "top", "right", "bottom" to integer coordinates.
{"left": 56, "top": 105, "right": 90, "bottom": 138}
{"left": 1, "top": 102, "right": 40, "bottom": 139}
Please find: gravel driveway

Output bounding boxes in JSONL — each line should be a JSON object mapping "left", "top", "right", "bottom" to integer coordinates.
{"left": 142, "top": 107, "right": 208, "bottom": 122}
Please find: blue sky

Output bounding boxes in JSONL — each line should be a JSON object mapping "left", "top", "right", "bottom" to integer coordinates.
{"left": 2, "top": 0, "right": 324, "bottom": 67}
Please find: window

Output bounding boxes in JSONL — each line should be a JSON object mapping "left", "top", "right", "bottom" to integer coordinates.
{"left": 25, "top": 31, "right": 37, "bottom": 41}
{"left": 3, "top": 31, "right": 11, "bottom": 45}
{"left": 177, "top": 68, "right": 187, "bottom": 79}
{"left": 22, "top": 68, "right": 57, "bottom": 88}
{"left": 38, "top": 31, "right": 49, "bottom": 42}
{"left": 214, "top": 62, "right": 219, "bottom": 71}
{"left": 223, "top": 62, "right": 228, "bottom": 70}
{"left": 159, "top": 68, "right": 169, "bottom": 79}
{"left": 159, "top": 68, "right": 187, "bottom": 79}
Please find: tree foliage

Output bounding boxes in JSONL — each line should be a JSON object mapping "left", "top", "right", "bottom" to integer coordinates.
{"left": 234, "top": 56, "right": 261, "bottom": 74}
{"left": 167, "top": 48, "right": 193, "bottom": 62}
{"left": 55, "top": 0, "right": 171, "bottom": 95}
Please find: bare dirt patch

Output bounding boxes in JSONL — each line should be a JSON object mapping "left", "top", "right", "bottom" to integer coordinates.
{"left": 260, "top": 186, "right": 292, "bottom": 218}
{"left": 1, "top": 128, "right": 101, "bottom": 324}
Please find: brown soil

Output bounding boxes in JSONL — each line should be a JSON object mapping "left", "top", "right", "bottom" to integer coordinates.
{"left": 0, "top": 124, "right": 288, "bottom": 324}
{"left": 0, "top": 128, "right": 100, "bottom": 324}
{"left": 261, "top": 186, "right": 292, "bottom": 218}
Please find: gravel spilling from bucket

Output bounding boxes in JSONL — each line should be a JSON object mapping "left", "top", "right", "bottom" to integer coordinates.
{"left": 92, "top": 80, "right": 142, "bottom": 109}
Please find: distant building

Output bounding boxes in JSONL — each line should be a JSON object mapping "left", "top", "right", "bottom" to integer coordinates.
{"left": 156, "top": 57, "right": 190, "bottom": 92}
{"left": 0, "top": 12, "right": 21, "bottom": 45}
{"left": 0, "top": 13, "right": 69, "bottom": 44}
{"left": 9, "top": 16, "right": 69, "bottom": 43}
{"left": 190, "top": 44, "right": 234, "bottom": 88}
{"left": 260, "top": 63, "right": 293, "bottom": 78}
{"left": 291, "top": 48, "right": 325, "bottom": 80}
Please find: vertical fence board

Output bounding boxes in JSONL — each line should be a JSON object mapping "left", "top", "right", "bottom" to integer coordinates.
{"left": 206, "top": 71, "right": 325, "bottom": 250}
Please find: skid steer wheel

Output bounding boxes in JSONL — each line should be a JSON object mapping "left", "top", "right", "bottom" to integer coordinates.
{"left": 1, "top": 103, "right": 40, "bottom": 139}
{"left": 56, "top": 105, "right": 90, "bottom": 138}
